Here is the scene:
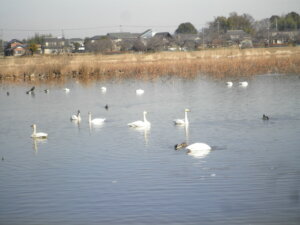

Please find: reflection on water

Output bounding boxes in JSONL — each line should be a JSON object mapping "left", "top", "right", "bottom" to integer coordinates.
{"left": 129, "top": 126, "right": 150, "bottom": 146}
{"left": 32, "top": 139, "right": 47, "bottom": 153}
{"left": 187, "top": 148, "right": 211, "bottom": 159}
{"left": 1, "top": 74, "right": 300, "bottom": 225}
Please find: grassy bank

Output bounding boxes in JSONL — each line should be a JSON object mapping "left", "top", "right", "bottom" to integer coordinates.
{"left": 1, "top": 47, "right": 300, "bottom": 84}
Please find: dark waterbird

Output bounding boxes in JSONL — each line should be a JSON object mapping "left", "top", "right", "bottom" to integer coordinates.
{"left": 105, "top": 104, "right": 109, "bottom": 110}
{"left": 262, "top": 114, "right": 269, "bottom": 120}
{"left": 174, "top": 142, "right": 187, "bottom": 150}
{"left": 6, "top": 92, "right": 9, "bottom": 96}
{"left": 26, "top": 86, "right": 35, "bottom": 94}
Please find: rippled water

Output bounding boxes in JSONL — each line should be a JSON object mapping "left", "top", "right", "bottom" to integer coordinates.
{"left": 0, "top": 74, "right": 300, "bottom": 225}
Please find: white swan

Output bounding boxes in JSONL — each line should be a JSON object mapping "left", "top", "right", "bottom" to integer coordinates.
{"left": 226, "top": 81, "right": 233, "bottom": 87}
{"left": 101, "top": 86, "right": 107, "bottom": 92}
{"left": 239, "top": 81, "right": 248, "bottom": 87}
{"left": 31, "top": 124, "right": 48, "bottom": 139}
{"left": 174, "top": 109, "right": 190, "bottom": 125}
{"left": 186, "top": 142, "right": 211, "bottom": 159}
{"left": 88, "top": 112, "right": 106, "bottom": 125}
{"left": 136, "top": 89, "right": 144, "bottom": 95}
{"left": 128, "top": 111, "right": 150, "bottom": 128}
{"left": 64, "top": 88, "right": 70, "bottom": 92}
{"left": 71, "top": 110, "right": 81, "bottom": 122}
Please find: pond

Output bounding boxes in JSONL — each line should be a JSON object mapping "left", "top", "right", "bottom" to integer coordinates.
{"left": 0, "top": 74, "right": 300, "bottom": 225}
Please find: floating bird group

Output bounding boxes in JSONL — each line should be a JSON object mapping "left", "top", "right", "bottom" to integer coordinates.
{"left": 25, "top": 82, "right": 265, "bottom": 158}
{"left": 226, "top": 81, "right": 248, "bottom": 87}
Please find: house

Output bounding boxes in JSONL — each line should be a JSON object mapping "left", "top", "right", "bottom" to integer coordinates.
{"left": 89, "top": 35, "right": 107, "bottom": 43}
{"left": 42, "top": 37, "right": 71, "bottom": 54}
{"left": 139, "top": 29, "right": 156, "bottom": 39}
{"left": 69, "top": 38, "right": 85, "bottom": 52}
{"left": 4, "top": 39, "right": 27, "bottom": 56}
{"left": 107, "top": 32, "right": 140, "bottom": 42}
{"left": 270, "top": 30, "right": 299, "bottom": 45}
{"left": 174, "top": 34, "right": 201, "bottom": 50}
{"left": 226, "top": 30, "right": 250, "bottom": 44}
{"left": 154, "top": 32, "right": 173, "bottom": 41}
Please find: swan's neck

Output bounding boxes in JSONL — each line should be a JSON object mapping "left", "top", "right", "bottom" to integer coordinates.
{"left": 143, "top": 113, "right": 148, "bottom": 123}
{"left": 32, "top": 125, "right": 36, "bottom": 134}
{"left": 185, "top": 111, "right": 189, "bottom": 124}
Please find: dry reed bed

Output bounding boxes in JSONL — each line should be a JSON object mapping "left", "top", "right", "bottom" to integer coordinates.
{"left": 1, "top": 47, "right": 300, "bottom": 84}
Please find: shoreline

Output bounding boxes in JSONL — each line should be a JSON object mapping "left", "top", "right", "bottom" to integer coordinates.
{"left": 1, "top": 46, "right": 300, "bottom": 84}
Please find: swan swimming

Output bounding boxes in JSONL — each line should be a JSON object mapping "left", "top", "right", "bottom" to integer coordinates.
{"left": 174, "top": 109, "right": 190, "bottom": 126}
{"left": 136, "top": 89, "right": 144, "bottom": 95}
{"left": 64, "top": 88, "right": 70, "bottom": 93}
{"left": 30, "top": 124, "right": 48, "bottom": 139}
{"left": 239, "top": 81, "right": 248, "bottom": 87}
{"left": 128, "top": 111, "right": 150, "bottom": 128}
{"left": 71, "top": 110, "right": 82, "bottom": 122}
{"left": 186, "top": 142, "right": 211, "bottom": 159}
{"left": 88, "top": 112, "right": 106, "bottom": 125}
{"left": 226, "top": 81, "right": 233, "bottom": 87}
{"left": 101, "top": 87, "right": 107, "bottom": 92}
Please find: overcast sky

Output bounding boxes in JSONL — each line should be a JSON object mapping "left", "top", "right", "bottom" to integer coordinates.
{"left": 0, "top": 0, "right": 299, "bottom": 40}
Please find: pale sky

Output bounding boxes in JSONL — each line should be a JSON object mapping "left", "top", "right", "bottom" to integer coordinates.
{"left": 0, "top": 0, "right": 299, "bottom": 41}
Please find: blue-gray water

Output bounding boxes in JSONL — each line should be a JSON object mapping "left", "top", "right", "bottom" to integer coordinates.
{"left": 0, "top": 74, "right": 300, "bottom": 225}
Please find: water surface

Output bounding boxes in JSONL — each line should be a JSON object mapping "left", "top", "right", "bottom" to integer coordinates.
{"left": 0, "top": 74, "right": 300, "bottom": 225}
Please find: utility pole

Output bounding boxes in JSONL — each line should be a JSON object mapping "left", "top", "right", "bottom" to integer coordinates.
{"left": 0, "top": 29, "right": 3, "bottom": 56}
{"left": 217, "top": 21, "right": 220, "bottom": 39}
{"left": 202, "top": 27, "right": 205, "bottom": 49}
{"left": 267, "top": 21, "right": 270, "bottom": 47}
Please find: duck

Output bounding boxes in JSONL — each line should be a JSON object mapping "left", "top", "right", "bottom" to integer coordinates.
{"left": 6, "top": 92, "right": 9, "bottom": 96}
{"left": 63, "top": 88, "right": 70, "bottom": 93}
{"left": 262, "top": 114, "right": 269, "bottom": 120}
{"left": 105, "top": 104, "right": 109, "bottom": 110}
{"left": 186, "top": 142, "right": 211, "bottom": 158}
{"left": 44, "top": 89, "right": 49, "bottom": 93}
{"left": 101, "top": 87, "right": 107, "bottom": 92}
{"left": 174, "top": 142, "right": 187, "bottom": 150}
{"left": 136, "top": 89, "right": 144, "bottom": 95}
{"left": 239, "top": 81, "right": 248, "bottom": 87}
{"left": 30, "top": 124, "right": 48, "bottom": 139}
{"left": 226, "top": 81, "right": 233, "bottom": 87}
{"left": 26, "top": 86, "right": 35, "bottom": 94}
{"left": 174, "top": 109, "right": 190, "bottom": 126}
{"left": 128, "top": 111, "right": 150, "bottom": 128}
{"left": 88, "top": 112, "right": 106, "bottom": 125}
{"left": 71, "top": 110, "right": 82, "bottom": 122}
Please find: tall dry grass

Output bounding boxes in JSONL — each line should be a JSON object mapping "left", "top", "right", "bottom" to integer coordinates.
{"left": 0, "top": 47, "right": 300, "bottom": 84}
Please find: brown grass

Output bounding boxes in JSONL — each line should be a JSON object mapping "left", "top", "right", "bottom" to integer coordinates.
{"left": 1, "top": 47, "right": 300, "bottom": 84}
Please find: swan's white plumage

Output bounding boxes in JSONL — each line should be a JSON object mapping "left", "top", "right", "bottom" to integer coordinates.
{"left": 31, "top": 124, "right": 48, "bottom": 139}
{"left": 64, "top": 88, "right": 70, "bottom": 92}
{"left": 128, "top": 111, "right": 150, "bottom": 128}
{"left": 186, "top": 143, "right": 211, "bottom": 151}
{"left": 226, "top": 81, "right": 233, "bottom": 87}
{"left": 239, "top": 81, "right": 248, "bottom": 87}
{"left": 88, "top": 112, "right": 106, "bottom": 125}
{"left": 136, "top": 89, "right": 144, "bottom": 95}
{"left": 186, "top": 142, "right": 211, "bottom": 159}
{"left": 174, "top": 109, "right": 190, "bottom": 125}
{"left": 101, "top": 87, "right": 107, "bottom": 92}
